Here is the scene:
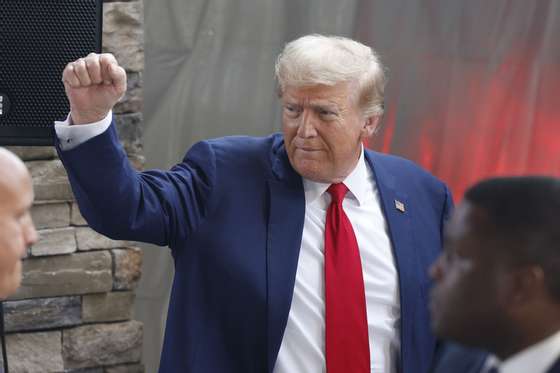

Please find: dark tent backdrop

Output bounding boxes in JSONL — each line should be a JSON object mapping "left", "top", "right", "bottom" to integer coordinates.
{"left": 139, "top": 1, "right": 560, "bottom": 371}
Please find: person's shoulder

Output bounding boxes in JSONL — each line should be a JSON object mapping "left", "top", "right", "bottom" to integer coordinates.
{"left": 365, "top": 149, "right": 445, "bottom": 186}
{"left": 184, "top": 133, "right": 281, "bottom": 160}
{"left": 433, "top": 342, "right": 488, "bottom": 373}
{"left": 182, "top": 133, "right": 284, "bottom": 178}
{"left": 195, "top": 132, "right": 282, "bottom": 158}
{"left": 205, "top": 132, "right": 281, "bottom": 150}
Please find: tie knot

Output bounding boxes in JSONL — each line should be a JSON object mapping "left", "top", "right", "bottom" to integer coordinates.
{"left": 327, "top": 183, "right": 349, "bottom": 204}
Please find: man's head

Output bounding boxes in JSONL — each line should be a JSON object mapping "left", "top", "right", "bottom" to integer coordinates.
{"left": 275, "top": 34, "right": 386, "bottom": 183}
{"left": 429, "top": 176, "right": 560, "bottom": 358}
{"left": 0, "top": 148, "right": 37, "bottom": 298}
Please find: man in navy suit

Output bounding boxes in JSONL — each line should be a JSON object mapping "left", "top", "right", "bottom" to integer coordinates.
{"left": 56, "top": 35, "right": 452, "bottom": 372}
{"left": 430, "top": 177, "right": 560, "bottom": 373}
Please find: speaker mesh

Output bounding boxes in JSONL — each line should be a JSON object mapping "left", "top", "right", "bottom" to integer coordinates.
{"left": 0, "top": 0, "right": 101, "bottom": 145}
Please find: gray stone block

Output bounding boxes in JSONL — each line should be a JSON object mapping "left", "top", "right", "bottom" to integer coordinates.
{"left": 32, "top": 227, "right": 77, "bottom": 256}
{"left": 83, "top": 292, "right": 134, "bottom": 323}
{"left": 0, "top": 331, "right": 63, "bottom": 373}
{"left": 114, "top": 72, "right": 143, "bottom": 114}
{"left": 3, "top": 296, "right": 81, "bottom": 332}
{"left": 103, "top": 2, "right": 144, "bottom": 72}
{"left": 6, "top": 146, "right": 57, "bottom": 161}
{"left": 65, "top": 368, "right": 103, "bottom": 373}
{"left": 31, "top": 202, "right": 71, "bottom": 229}
{"left": 128, "top": 153, "right": 145, "bottom": 171}
{"left": 76, "top": 227, "right": 127, "bottom": 251}
{"left": 63, "top": 321, "right": 143, "bottom": 369}
{"left": 112, "top": 248, "right": 143, "bottom": 290}
{"left": 28, "top": 159, "right": 74, "bottom": 201}
{"left": 105, "top": 363, "right": 145, "bottom": 373}
{"left": 115, "top": 113, "right": 143, "bottom": 156}
{"left": 71, "top": 202, "right": 88, "bottom": 226}
{"left": 11, "top": 251, "right": 113, "bottom": 300}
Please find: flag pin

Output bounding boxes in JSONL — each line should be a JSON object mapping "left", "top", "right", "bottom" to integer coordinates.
{"left": 395, "top": 200, "right": 405, "bottom": 212}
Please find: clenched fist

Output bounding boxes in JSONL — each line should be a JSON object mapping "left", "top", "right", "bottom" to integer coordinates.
{"left": 62, "top": 53, "right": 126, "bottom": 125}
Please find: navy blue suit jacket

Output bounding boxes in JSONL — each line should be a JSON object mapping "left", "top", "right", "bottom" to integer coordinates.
{"left": 57, "top": 122, "right": 453, "bottom": 373}
{"left": 432, "top": 343, "right": 560, "bottom": 373}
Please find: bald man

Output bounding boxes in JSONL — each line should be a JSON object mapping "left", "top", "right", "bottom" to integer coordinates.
{"left": 0, "top": 148, "right": 37, "bottom": 299}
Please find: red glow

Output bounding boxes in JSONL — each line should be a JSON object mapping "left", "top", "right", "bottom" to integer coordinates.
{"left": 368, "top": 48, "right": 560, "bottom": 202}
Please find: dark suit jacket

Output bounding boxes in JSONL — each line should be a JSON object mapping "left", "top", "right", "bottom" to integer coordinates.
{"left": 57, "top": 121, "right": 453, "bottom": 373}
{"left": 432, "top": 343, "right": 560, "bottom": 373}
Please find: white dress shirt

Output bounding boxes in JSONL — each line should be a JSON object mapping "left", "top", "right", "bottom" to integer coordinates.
{"left": 54, "top": 116, "right": 401, "bottom": 373}
{"left": 54, "top": 111, "right": 113, "bottom": 151}
{"left": 274, "top": 149, "right": 400, "bottom": 373}
{"left": 482, "top": 329, "right": 560, "bottom": 373}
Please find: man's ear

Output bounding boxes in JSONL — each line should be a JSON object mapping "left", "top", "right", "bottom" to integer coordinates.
{"left": 362, "top": 115, "right": 381, "bottom": 138}
{"left": 508, "top": 265, "right": 546, "bottom": 308}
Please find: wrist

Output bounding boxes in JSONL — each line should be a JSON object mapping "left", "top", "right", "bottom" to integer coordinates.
{"left": 70, "top": 110, "right": 109, "bottom": 125}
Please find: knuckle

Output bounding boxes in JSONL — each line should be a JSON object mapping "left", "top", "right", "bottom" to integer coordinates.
{"left": 86, "top": 55, "right": 99, "bottom": 65}
{"left": 103, "top": 53, "right": 117, "bottom": 63}
{"left": 73, "top": 60, "right": 85, "bottom": 70}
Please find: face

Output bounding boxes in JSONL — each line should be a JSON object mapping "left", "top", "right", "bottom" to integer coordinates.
{"left": 0, "top": 168, "right": 37, "bottom": 299}
{"left": 429, "top": 202, "right": 511, "bottom": 348}
{"left": 281, "top": 82, "right": 379, "bottom": 183}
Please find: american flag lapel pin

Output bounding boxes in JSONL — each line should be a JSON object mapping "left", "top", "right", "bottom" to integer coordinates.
{"left": 395, "top": 200, "right": 405, "bottom": 213}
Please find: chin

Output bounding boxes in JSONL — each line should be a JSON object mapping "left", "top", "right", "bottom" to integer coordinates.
{"left": 0, "top": 284, "right": 16, "bottom": 300}
{"left": 297, "top": 168, "right": 329, "bottom": 183}
{"left": 292, "top": 162, "right": 321, "bottom": 180}
{"left": 0, "top": 272, "right": 22, "bottom": 299}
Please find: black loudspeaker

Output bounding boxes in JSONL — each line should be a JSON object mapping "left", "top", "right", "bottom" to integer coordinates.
{"left": 0, "top": 0, "right": 102, "bottom": 146}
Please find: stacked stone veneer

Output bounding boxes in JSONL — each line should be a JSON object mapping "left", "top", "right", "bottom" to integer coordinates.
{"left": 3, "top": 1, "right": 145, "bottom": 372}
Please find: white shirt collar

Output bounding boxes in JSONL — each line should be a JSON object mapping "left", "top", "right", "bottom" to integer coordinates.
{"left": 484, "top": 329, "right": 560, "bottom": 373}
{"left": 303, "top": 146, "right": 370, "bottom": 207}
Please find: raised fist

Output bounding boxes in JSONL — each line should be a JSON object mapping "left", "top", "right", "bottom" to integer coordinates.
{"left": 62, "top": 53, "right": 127, "bottom": 125}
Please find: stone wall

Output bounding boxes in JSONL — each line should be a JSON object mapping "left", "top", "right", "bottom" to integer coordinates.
{"left": 3, "top": 1, "right": 145, "bottom": 372}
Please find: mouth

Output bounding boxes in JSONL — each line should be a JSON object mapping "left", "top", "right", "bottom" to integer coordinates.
{"left": 295, "top": 146, "right": 322, "bottom": 152}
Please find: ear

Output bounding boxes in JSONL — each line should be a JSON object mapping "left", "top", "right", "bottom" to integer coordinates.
{"left": 361, "top": 115, "right": 381, "bottom": 138}
{"left": 508, "top": 265, "right": 546, "bottom": 308}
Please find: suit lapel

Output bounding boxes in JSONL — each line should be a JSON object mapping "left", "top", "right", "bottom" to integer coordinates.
{"left": 547, "top": 356, "right": 560, "bottom": 373}
{"left": 365, "top": 151, "right": 418, "bottom": 370}
{"left": 266, "top": 144, "right": 305, "bottom": 372}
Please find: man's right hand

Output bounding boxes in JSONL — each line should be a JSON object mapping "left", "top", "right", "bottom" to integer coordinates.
{"left": 62, "top": 53, "right": 127, "bottom": 125}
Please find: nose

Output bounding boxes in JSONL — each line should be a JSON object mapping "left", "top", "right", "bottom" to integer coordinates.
{"left": 297, "top": 110, "right": 318, "bottom": 138}
{"left": 23, "top": 215, "right": 38, "bottom": 253}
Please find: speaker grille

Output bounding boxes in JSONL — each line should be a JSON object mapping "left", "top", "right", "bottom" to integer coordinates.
{"left": 0, "top": 0, "right": 101, "bottom": 145}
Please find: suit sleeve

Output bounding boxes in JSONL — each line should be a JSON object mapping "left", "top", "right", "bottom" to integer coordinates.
{"left": 56, "top": 119, "right": 216, "bottom": 249}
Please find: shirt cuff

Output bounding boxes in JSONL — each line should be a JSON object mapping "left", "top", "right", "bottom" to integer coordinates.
{"left": 54, "top": 111, "right": 113, "bottom": 151}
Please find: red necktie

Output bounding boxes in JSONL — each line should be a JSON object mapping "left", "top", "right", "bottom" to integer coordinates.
{"left": 325, "top": 183, "right": 370, "bottom": 373}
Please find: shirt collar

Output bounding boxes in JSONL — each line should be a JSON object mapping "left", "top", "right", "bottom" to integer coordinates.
{"left": 486, "top": 329, "right": 560, "bottom": 373}
{"left": 303, "top": 146, "right": 370, "bottom": 206}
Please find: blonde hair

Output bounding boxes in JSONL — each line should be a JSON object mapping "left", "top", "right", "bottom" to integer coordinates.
{"left": 275, "top": 34, "right": 387, "bottom": 116}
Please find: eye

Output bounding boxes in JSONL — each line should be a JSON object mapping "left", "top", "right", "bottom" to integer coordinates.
{"left": 318, "top": 108, "right": 338, "bottom": 119}
{"left": 284, "top": 104, "right": 301, "bottom": 118}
